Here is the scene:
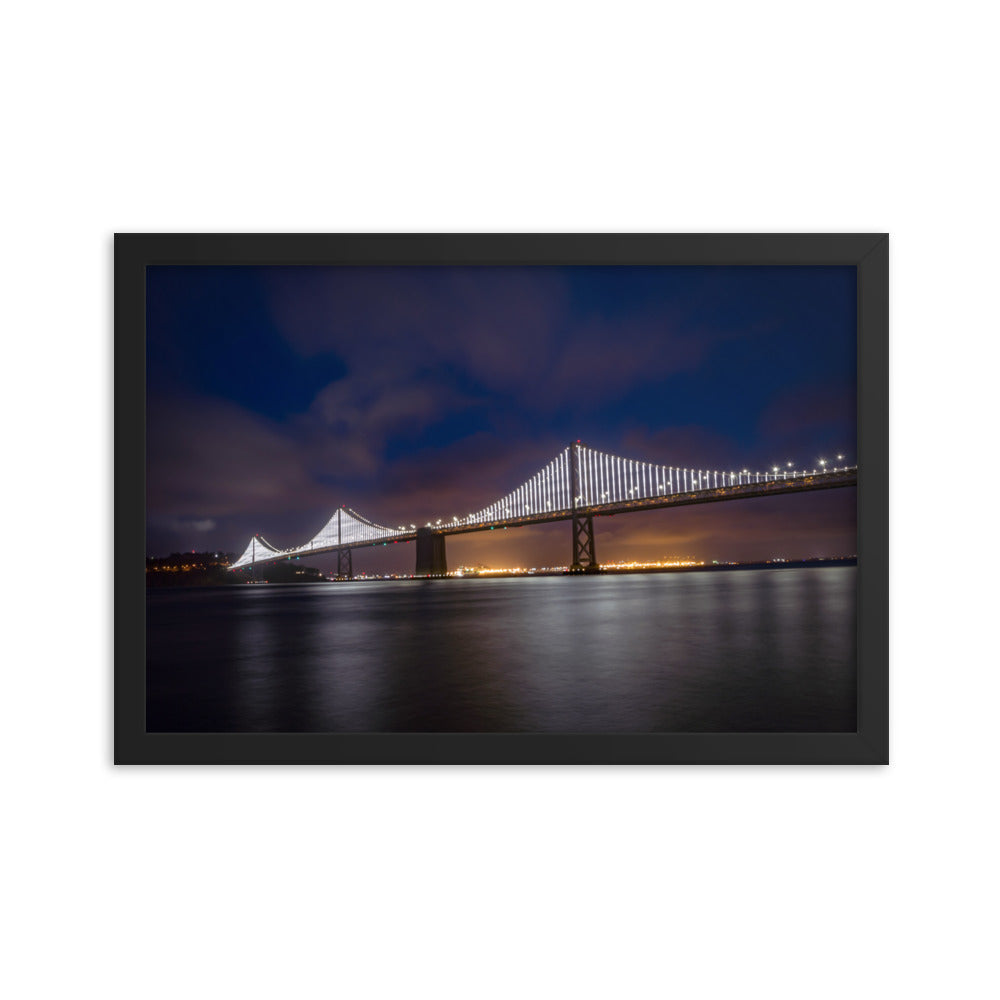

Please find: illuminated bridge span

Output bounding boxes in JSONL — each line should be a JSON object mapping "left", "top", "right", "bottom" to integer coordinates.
{"left": 230, "top": 442, "right": 857, "bottom": 577}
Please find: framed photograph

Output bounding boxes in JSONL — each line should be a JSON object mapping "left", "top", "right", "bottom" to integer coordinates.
{"left": 116, "top": 234, "right": 887, "bottom": 764}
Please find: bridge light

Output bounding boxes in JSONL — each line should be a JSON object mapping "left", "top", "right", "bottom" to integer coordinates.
{"left": 837, "top": 454, "right": 844, "bottom": 461}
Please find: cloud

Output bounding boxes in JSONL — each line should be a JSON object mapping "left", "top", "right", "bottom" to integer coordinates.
{"left": 304, "top": 370, "right": 469, "bottom": 453}
{"left": 619, "top": 425, "right": 743, "bottom": 470}
{"left": 757, "top": 382, "right": 857, "bottom": 456}
{"left": 264, "top": 267, "right": 715, "bottom": 417}
{"left": 146, "top": 393, "right": 335, "bottom": 518}
{"left": 266, "top": 266, "right": 567, "bottom": 381}
{"left": 544, "top": 313, "right": 707, "bottom": 406}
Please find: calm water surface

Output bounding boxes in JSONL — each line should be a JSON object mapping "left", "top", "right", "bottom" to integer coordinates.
{"left": 147, "top": 568, "right": 856, "bottom": 732}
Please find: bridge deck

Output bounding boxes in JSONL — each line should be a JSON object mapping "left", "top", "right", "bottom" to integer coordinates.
{"left": 440, "top": 467, "right": 856, "bottom": 536}
{"left": 250, "top": 468, "right": 857, "bottom": 563}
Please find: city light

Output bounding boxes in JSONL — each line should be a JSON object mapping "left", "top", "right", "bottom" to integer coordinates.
{"left": 600, "top": 559, "right": 705, "bottom": 570}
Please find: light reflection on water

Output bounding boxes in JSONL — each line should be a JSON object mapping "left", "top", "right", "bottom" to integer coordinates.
{"left": 147, "top": 568, "right": 856, "bottom": 733}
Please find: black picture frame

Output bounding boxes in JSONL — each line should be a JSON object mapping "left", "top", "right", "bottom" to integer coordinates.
{"left": 116, "top": 233, "right": 888, "bottom": 764}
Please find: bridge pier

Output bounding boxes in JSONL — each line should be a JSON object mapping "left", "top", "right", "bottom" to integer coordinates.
{"left": 569, "top": 441, "right": 599, "bottom": 572}
{"left": 415, "top": 528, "right": 447, "bottom": 577}
{"left": 336, "top": 547, "right": 353, "bottom": 580}
{"left": 570, "top": 513, "right": 598, "bottom": 572}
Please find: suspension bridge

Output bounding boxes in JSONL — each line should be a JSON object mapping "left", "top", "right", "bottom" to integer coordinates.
{"left": 229, "top": 442, "right": 857, "bottom": 578}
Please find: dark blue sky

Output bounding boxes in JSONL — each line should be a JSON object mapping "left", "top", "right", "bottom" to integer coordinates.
{"left": 146, "top": 265, "right": 856, "bottom": 568}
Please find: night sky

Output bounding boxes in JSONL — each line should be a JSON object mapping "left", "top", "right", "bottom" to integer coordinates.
{"left": 146, "top": 265, "right": 857, "bottom": 571}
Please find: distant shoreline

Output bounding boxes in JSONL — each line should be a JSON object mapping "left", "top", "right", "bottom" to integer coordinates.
{"left": 425, "top": 556, "right": 856, "bottom": 580}
{"left": 151, "top": 556, "right": 857, "bottom": 588}
{"left": 592, "top": 556, "right": 856, "bottom": 577}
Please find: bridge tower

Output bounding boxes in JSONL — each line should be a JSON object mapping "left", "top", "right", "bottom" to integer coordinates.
{"left": 335, "top": 508, "right": 354, "bottom": 580}
{"left": 336, "top": 548, "right": 353, "bottom": 580}
{"left": 569, "top": 442, "right": 598, "bottom": 573}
